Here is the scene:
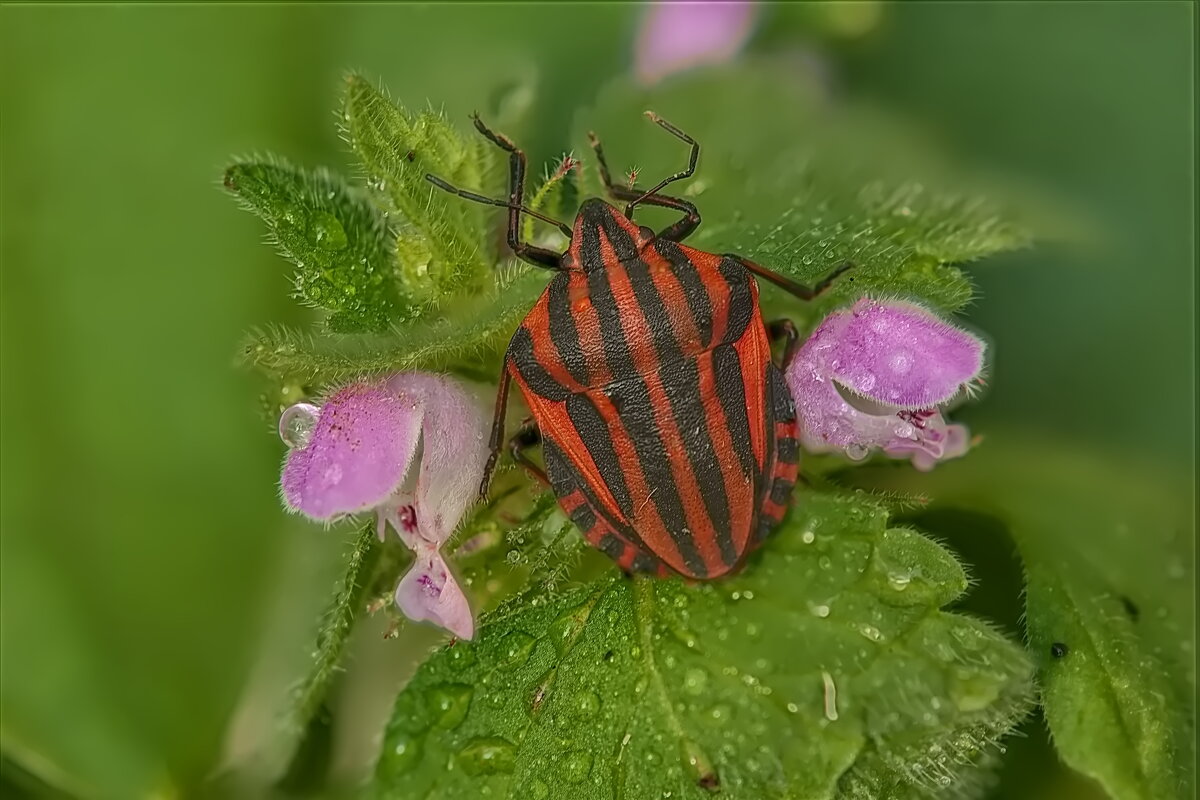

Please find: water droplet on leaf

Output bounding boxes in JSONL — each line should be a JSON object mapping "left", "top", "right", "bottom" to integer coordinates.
{"left": 378, "top": 731, "right": 423, "bottom": 777}
{"left": 457, "top": 737, "right": 517, "bottom": 776}
{"left": 427, "top": 683, "right": 472, "bottom": 730}
{"left": 524, "top": 779, "right": 550, "bottom": 800}
{"left": 572, "top": 690, "right": 601, "bottom": 719}
{"left": 498, "top": 631, "right": 536, "bottom": 670}
{"left": 307, "top": 211, "right": 348, "bottom": 250}
{"left": 949, "top": 671, "right": 1002, "bottom": 712}
{"left": 859, "top": 624, "right": 885, "bottom": 642}
{"left": 683, "top": 667, "right": 709, "bottom": 696}
{"left": 563, "top": 749, "right": 593, "bottom": 783}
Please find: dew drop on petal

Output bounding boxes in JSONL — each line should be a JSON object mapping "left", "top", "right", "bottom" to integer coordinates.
{"left": 845, "top": 442, "right": 870, "bottom": 461}
{"left": 279, "top": 403, "right": 320, "bottom": 449}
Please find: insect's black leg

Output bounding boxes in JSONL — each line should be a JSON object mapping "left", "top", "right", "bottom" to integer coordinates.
{"left": 425, "top": 114, "right": 571, "bottom": 271}
{"left": 480, "top": 363, "right": 513, "bottom": 498}
{"left": 625, "top": 112, "right": 699, "bottom": 217}
{"left": 508, "top": 423, "right": 548, "bottom": 486}
{"left": 472, "top": 115, "right": 573, "bottom": 267}
{"left": 587, "top": 131, "right": 701, "bottom": 242}
{"left": 729, "top": 256, "right": 854, "bottom": 301}
{"left": 626, "top": 190, "right": 700, "bottom": 242}
{"left": 767, "top": 318, "right": 801, "bottom": 370}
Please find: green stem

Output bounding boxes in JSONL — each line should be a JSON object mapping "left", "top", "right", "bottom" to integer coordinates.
{"left": 288, "top": 522, "right": 381, "bottom": 737}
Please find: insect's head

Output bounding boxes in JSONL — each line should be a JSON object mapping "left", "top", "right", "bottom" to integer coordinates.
{"left": 571, "top": 197, "right": 656, "bottom": 270}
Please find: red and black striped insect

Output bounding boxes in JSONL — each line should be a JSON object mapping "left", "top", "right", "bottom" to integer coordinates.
{"left": 427, "top": 113, "right": 849, "bottom": 579}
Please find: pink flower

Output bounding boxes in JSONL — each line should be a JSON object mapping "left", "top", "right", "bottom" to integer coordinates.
{"left": 279, "top": 373, "right": 488, "bottom": 639}
{"left": 635, "top": 2, "right": 759, "bottom": 85}
{"left": 787, "top": 298, "right": 985, "bottom": 470}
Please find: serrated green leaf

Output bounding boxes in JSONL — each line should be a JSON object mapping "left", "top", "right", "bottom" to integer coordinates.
{"left": 573, "top": 62, "right": 1032, "bottom": 320}
{"left": 240, "top": 269, "right": 547, "bottom": 384}
{"left": 342, "top": 75, "right": 498, "bottom": 302}
{"left": 371, "top": 493, "right": 1033, "bottom": 799}
{"left": 223, "top": 160, "right": 406, "bottom": 332}
{"left": 854, "top": 437, "right": 1196, "bottom": 800}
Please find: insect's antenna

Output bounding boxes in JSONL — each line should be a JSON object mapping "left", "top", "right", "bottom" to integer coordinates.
{"left": 624, "top": 111, "right": 699, "bottom": 218}
{"left": 426, "top": 174, "right": 573, "bottom": 238}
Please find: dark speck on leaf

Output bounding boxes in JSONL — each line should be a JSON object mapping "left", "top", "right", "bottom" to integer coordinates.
{"left": 1050, "top": 642, "right": 1069, "bottom": 658}
{"left": 1120, "top": 595, "right": 1140, "bottom": 621}
{"left": 603, "top": 650, "right": 614, "bottom": 661}
{"left": 698, "top": 772, "right": 720, "bottom": 791}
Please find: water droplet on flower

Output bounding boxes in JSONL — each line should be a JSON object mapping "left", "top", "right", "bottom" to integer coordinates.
{"left": 845, "top": 443, "right": 870, "bottom": 461}
{"left": 563, "top": 750, "right": 593, "bottom": 783}
{"left": 279, "top": 403, "right": 319, "bottom": 449}
{"left": 457, "top": 737, "right": 517, "bottom": 776}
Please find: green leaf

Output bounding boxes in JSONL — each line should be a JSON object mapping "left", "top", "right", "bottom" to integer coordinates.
{"left": 341, "top": 75, "right": 498, "bottom": 303}
{"left": 240, "top": 269, "right": 547, "bottom": 384}
{"left": 573, "top": 62, "right": 1032, "bottom": 319}
{"left": 223, "top": 159, "right": 406, "bottom": 332}
{"left": 852, "top": 437, "right": 1196, "bottom": 800}
{"left": 371, "top": 493, "right": 1034, "bottom": 799}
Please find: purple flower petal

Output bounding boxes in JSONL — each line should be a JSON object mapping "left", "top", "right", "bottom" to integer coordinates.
{"left": 887, "top": 421, "right": 971, "bottom": 472}
{"left": 787, "top": 299, "right": 981, "bottom": 469}
{"left": 828, "top": 299, "right": 984, "bottom": 409}
{"left": 635, "top": 1, "right": 758, "bottom": 85}
{"left": 381, "top": 373, "right": 489, "bottom": 547}
{"left": 281, "top": 383, "right": 422, "bottom": 520}
{"left": 394, "top": 546, "right": 474, "bottom": 640}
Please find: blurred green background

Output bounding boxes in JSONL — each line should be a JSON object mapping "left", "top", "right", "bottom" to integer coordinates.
{"left": 1, "top": 3, "right": 1192, "bottom": 799}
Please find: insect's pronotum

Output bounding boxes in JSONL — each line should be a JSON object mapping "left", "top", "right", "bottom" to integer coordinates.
{"left": 428, "top": 112, "right": 849, "bottom": 580}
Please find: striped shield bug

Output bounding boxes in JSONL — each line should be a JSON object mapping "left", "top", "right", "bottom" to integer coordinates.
{"left": 427, "top": 112, "right": 849, "bottom": 579}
